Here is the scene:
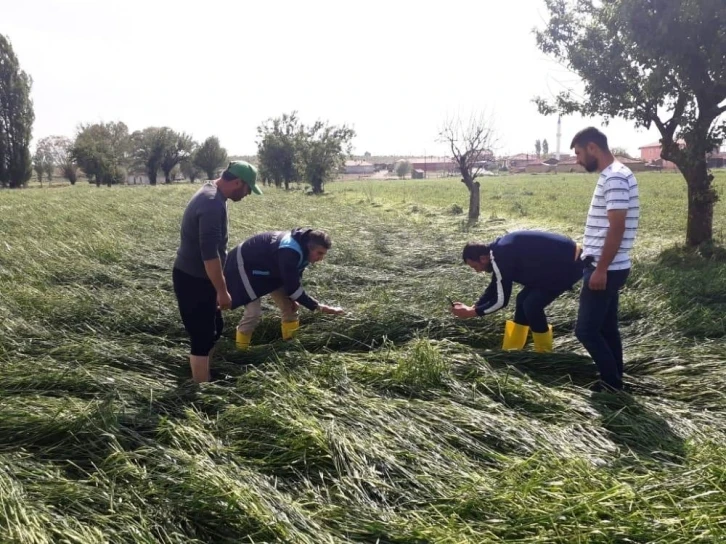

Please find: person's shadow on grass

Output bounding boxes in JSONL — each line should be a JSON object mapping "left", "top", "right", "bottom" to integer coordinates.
{"left": 588, "top": 391, "right": 686, "bottom": 464}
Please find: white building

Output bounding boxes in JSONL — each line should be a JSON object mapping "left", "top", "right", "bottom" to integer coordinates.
{"left": 344, "top": 160, "right": 375, "bottom": 175}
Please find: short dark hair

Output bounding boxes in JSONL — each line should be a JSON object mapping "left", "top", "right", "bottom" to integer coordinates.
{"left": 462, "top": 242, "right": 490, "bottom": 262}
{"left": 307, "top": 229, "right": 332, "bottom": 250}
{"left": 570, "top": 127, "right": 609, "bottom": 151}
{"left": 221, "top": 169, "right": 238, "bottom": 182}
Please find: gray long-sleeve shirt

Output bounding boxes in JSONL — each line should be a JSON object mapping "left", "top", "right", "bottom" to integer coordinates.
{"left": 173, "top": 182, "right": 228, "bottom": 278}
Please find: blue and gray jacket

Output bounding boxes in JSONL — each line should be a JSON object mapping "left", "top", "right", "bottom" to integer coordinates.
{"left": 475, "top": 230, "right": 584, "bottom": 316}
{"left": 224, "top": 228, "right": 320, "bottom": 311}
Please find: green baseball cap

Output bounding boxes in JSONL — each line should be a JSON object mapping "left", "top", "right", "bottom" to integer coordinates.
{"left": 226, "top": 161, "right": 262, "bottom": 195}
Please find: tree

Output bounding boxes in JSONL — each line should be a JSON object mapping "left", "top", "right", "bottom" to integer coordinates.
{"left": 35, "top": 135, "right": 76, "bottom": 184}
{"left": 299, "top": 120, "right": 355, "bottom": 194}
{"left": 71, "top": 122, "right": 130, "bottom": 186}
{"left": 181, "top": 155, "right": 203, "bottom": 183}
{"left": 37, "top": 135, "right": 77, "bottom": 184}
{"left": 193, "top": 136, "right": 228, "bottom": 179}
{"left": 535, "top": 139, "right": 542, "bottom": 158}
{"left": 180, "top": 143, "right": 204, "bottom": 183}
{"left": 439, "top": 112, "right": 497, "bottom": 220}
{"left": 611, "top": 146, "right": 635, "bottom": 159}
{"left": 395, "top": 160, "right": 411, "bottom": 179}
{"left": 160, "top": 129, "right": 193, "bottom": 183}
{"left": 0, "top": 34, "right": 34, "bottom": 188}
{"left": 256, "top": 112, "right": 303, "bottom": 189}
{"left": 542, "top": 139, "right": 549, "bottom": 157}
{"left": 33, "top": 139, "right": 59, "bottom": 185}
{"left": 130, "top": 127, "right": 166, "bottom": 185}
{"left": 536, "top": 0, "right": 726, "bottom": 246}
{"left": 32, "top": 147, "right": 46, "bottom": 185}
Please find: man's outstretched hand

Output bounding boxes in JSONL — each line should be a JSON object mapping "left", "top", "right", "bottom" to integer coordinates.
{"left": 450, "top": 302, "right": 477, "bottom": 319}
{"left": 319, "top": 304, "right": 345, "bottom": 315}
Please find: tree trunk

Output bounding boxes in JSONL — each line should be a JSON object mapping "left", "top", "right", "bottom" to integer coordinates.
{"left": 664, "top": 132, "right": 718, "bottom": 247}
{"left": 468, "top": 181, "right": 480, "bottom": 220}
{"left": 460, "top": 173, "right": 481, "bottom": 221}
{"left": 659, "top": 108, "right": 720, "bottom": 247}
{"left": 683, "top": 164, "right": 716, "bottom": 246}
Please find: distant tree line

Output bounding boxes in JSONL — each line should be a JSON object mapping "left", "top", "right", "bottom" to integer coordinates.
{"left": 256, "top": 111, "right": 355, "bottom": 194}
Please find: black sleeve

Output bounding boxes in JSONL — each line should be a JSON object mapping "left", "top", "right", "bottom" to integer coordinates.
{"left": 278, "top": 248, "right": 319, "bottom": 311}
{"left": 198, "top": 201, "right": 225, "bottom": 261}
{"left": 474, "top": 255, "right": 512, "bottom": 316}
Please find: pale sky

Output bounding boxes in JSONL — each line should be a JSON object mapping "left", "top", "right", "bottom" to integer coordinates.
{"left": 4, "top": 0, "right": 668, "bottom": 158}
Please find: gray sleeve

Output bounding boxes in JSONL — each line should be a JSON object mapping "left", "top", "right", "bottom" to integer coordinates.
{"left": 198, "top": 201, "right": 225, "bottom": 261}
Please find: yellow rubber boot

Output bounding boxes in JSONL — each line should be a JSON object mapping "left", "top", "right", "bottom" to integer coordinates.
{"left": 235, "top": 330, "right": 253, "bottom": 351}
{"left": 532, "top": 325, "right": 554, "bottom": 353}
{"left": 502, "top": 320, "right": 529, "bottom": 350}
{"left": 281, "top": 320, "right": 300, "bottom": 341}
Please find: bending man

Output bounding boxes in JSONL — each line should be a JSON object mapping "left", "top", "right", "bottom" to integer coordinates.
{"left": 224, "top": 227, "right": 344, "bottom": 349}
{"left": 451, "top": 230, "right": 583, "bottom": 352}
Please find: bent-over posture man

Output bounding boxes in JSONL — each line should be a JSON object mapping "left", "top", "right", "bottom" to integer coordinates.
{"left": 224, "top": 227, "right": 344, "bottom": 349}
{"left": 451, "top": 230, "right": 583, "bottom": 352}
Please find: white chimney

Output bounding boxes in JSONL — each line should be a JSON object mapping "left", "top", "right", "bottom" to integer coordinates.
{"left": 556, "top": 115, "right": 562, "bottom": 160}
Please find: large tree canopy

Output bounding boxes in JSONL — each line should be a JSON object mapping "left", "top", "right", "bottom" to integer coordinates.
{"left": 71, "top": 122, "right": 130, "bottom": 186}
{"left": 536, "top": 0, "right": 726, "bottom": 246}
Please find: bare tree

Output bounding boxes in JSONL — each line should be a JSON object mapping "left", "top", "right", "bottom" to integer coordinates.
{"left": 438, "top": 112, "right": 497, "bottom": 221}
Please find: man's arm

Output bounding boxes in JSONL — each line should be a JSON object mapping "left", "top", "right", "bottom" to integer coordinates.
{"left": 199, "top": 203, "right": 231, "bottom": 308}
{"left": 452, "top": 257, "right": 512, "bottom": 319}
{"left": 590, "top": 174, "right": 630, "bottom": 290}
{"left": 475, "top": 264, "right": 512, "bottom": 316}
{"left": 278, "top": 249, "right": 319, "bottom": 311}
{"left": 597, "top": 209, "right": 627, "bottom": 271}
{"left": 203, "top": 258, "right": 230, "bottom": 307}
{"left": 451, "top": 276, "right": 497, "bottom": 319}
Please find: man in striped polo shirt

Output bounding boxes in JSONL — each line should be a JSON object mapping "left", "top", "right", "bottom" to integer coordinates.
{"left": 571, "top": 127, "right": 639, "bottom": 392}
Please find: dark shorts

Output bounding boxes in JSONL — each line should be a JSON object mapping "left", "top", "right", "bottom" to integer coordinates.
{"left": 172, "top": 267, "right": 223, "bottom": 356}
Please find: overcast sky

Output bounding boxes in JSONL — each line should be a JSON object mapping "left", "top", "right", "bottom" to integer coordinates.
{"left": 4, "top": 0, "right": 671, "bottom": 157}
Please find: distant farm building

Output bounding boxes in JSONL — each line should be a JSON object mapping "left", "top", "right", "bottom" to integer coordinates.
{"left": 639, "top": 141, "right": 679, "bottom": 170}
{"left": 344, "top": 160, "right": 375, "bottom": 175}
{"left": 395, "top": 157, "right": 457, "bottom": 176}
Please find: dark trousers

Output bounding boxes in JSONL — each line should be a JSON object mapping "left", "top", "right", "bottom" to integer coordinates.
{"left": 514, "top": 287, "right": 568, "bottom": 333}
{"left": 172, "top": 268, "right": 223, "bottom": 356}
{"left": 575, "top": 267, "right": 630, "bottom": 390}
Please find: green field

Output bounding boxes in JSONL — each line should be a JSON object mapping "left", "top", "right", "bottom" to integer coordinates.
{"left": 1, "top": 172, "right": 725, "bottom": 543}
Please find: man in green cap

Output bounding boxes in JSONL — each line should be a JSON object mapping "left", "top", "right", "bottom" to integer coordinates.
{"left": 172, "top": 161, "right": 262, "bottom": 383}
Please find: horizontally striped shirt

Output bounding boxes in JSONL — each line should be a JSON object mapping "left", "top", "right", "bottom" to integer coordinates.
{"left": 583, "top": 161, "right": 639, "bottom": 271}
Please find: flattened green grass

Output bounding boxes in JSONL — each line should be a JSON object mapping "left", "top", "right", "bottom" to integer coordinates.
{"left": 0, "top": 172, "right": 725, "bottom": 542}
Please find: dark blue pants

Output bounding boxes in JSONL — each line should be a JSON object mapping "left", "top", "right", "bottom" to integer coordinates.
{"left": 514, "top": 287, "right": 567, "bottom": 333}
{"left": 575, "top": 268, "right": 630, "bottom": 390}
